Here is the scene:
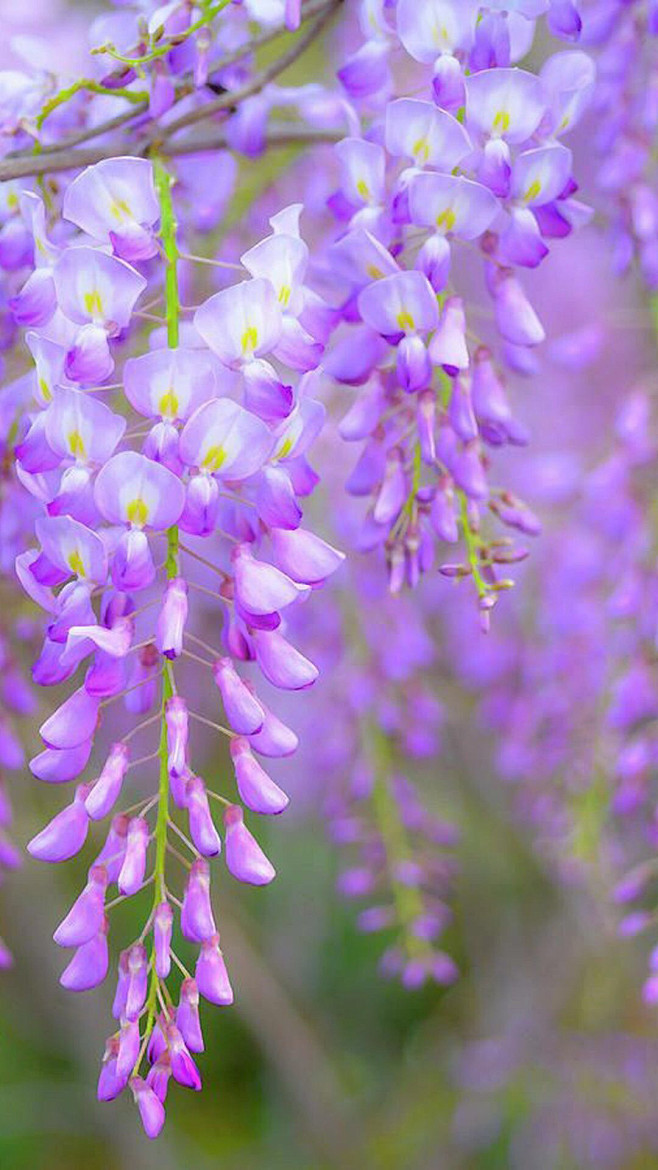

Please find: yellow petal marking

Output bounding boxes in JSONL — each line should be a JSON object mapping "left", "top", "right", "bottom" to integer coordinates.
{"left": 493, "top": 110, "right": 510, "bottom": 134}
{"left": 436, "top": 207, "right": 456, "bottom": 231}
{"left": 68, "top": 549, "right": 86, "bottom": 577}
{"left": 202, "top": 446, "right": 226, "bottom": 472}
{"left": 68, "top": 429, "right": 86, "bottom": 458}
{"left": 413, "top": 137, "right": 430, "bottom": 163}
{"left": 241, "top": 326, "right": 259, "bottom": 354}
{"left": 158, "top": 387, "right": 179, "bottom": 418}
{"left": 127, "top": 497, "right": 149, "bottom": 527}
{"left": 110, "top": 197, "right": 132, "bottom": 222}
{"left": 396, "top": 309, "right": 415, "bottom": 332}
{"left": 84, "top": 289, "right": 104, "bottom": 318}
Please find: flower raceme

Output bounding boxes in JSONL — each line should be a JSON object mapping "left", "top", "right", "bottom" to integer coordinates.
{"left": 321, "top": 1, "right": 596, "bottom": 620}
{"left": 9, "top": 153, "right": 343, "bottom": 1137}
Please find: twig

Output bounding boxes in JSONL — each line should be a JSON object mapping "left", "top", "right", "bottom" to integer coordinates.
{"left": 0, "top": 125, "right": 339, "bottom": 182}
{"left": 0, "top": 0, "right": 342, "bottom": 179}
{"left": 158, "top": 0, "right": 343, "bottom": 141}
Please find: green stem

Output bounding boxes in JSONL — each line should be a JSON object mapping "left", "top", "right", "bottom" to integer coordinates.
{"left": 404, "top": 441, "right": 422, "bottom": 518}
{"left": 390, "top": 441, "right": 422, "bottom": 543}
{"left": 153, "top": 158, "right": 180, "bottom": 347}
{"left": 368, "top": 727, "right": 432, "bottom": 963}
{"left": 134, "top": 165, "right": 181, "bottom": 1074}
{"left": 36, "top": 79, "right": 147, "bottom": 131}
{"left": 457, "top": 490, "right": 489, "bottom": 599}
{"left": 94, "top": 0, "right": 232, "bottom": 68}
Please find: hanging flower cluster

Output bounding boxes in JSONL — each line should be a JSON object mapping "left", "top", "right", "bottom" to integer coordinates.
{"left": 315, "top": 0, "right": 597, "bottom": 621}
{"left": 7, "top": 151, "right": 343, "bottom": 1136}
{"left": 579, "top": 1, "right": 658, "bottom": 288}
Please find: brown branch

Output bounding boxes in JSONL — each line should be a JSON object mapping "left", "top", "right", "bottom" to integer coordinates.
{"left": 156, "top": 0, "right": 343, "bottom": 142}
{"left": 0, "top": 125, "right": 340, "bottom": 182}
{"left": 4, "top": 0, "right": 339, "bottom": 164}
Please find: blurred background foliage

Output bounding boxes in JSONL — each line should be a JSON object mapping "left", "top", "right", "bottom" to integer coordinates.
{"left": 1, "top": 702, "right": 656, "bottom": 1170}
{"left": 1, "top": 4, "right": 658, "bottom": 1170}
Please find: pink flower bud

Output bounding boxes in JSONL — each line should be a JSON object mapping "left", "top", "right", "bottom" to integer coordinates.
{"left": 185, "top": 775, "right": 221, "bottom": 857}
{"left": 213, "top": 657, "right": 265, "bottom": 735}
{"left": 125, "top": 644, "right": 160, "bottom": 715}
{"left": 417, "top": 389, "right": 436, "bottom": 464}
{"left": 165, "top": 1021, "right": 202, "bottom": 1091}
{"left": 169, "top": 762, "right": 190, "bottom": 810}
{"left": 39, "top": 685, "right": 100, "bottom": 749}
{"left": 181, "top": 859, "right": 217, "bottom": 942}
{"left": 396, "top": 335, "right": 431, "bottom": 392}
{"left": 85, "top": 743, "right": 129, "bottom": 821}
{"left": 195, "top": 935, "right": 234, "bottom": 1005}
{"left": 247, "top": 699, "right": 299, "bottom": 758}
{"left": 373, "top": 448, "right": 406, "bottom": 526}
{"left": 118, "top": 817, "right": 149, "bottom": 896}
{"left": 146, "top": 1053, "right": 172, "bottom": 1103}
{"left": 125, "top": 942, "right": 148, "bottom": 1020}
{"left": 112, "top": 949, "right": 130, "bottom": 1020}
{"left": 251, "top": 628, "right": 318, "bottom": 690}
{"left": 147, "top": 1017, "right": 167, "bottom": 1065}
{"left": 60, "top": 919, "right": 109, "bottom": 991}
{"left": 224, "top": 805, "right": 275, "bottom": 885}
{"left": 233, "top": 543, "right": 307, "bottom": 618}
{"left": 166, "top": 695, "right": 188, "bottom": 779}
{"left": 269, "top": 526, "right": 344, "bottom": 586}
{"left": 97, "top": 1036, "right": 123, "bottom": 1102}
{"left": 30, "top": 738, "right": 93, "bottom": 784}
{"left": 96, "top": 814, "right": 129, "bottom": 884}
{"left": 154, "top": 901, "right": 173, "bottom": 979}
{"left": 116, "top": 1017, "right": 140, "bottom": 1081}
{"left": 130, "top": 1075, "right": 166, "bottom": 1139}
{"left": 448, "top": 375, "right": 478, "bottom": 443}
{"left": 180, "top": 473, "right": 219, "bottom": 537}
{"left": 176, "top": 978, "right": 204, "bottom": 1053}
{"left": 28, "top": 783, "right": 90, "bottom": 862}
{"left": 429, "top": 297, "right": 469, "bottom": 375}
{"left": 111, "top": 529, "right": 156, "bottom": 592}
{"left": 54, "top": 864, "right": 108, "bottom": 947}
{"left": 492, "top": 268, "right": 545, "bottom": 347}
{"left": 230, "top": 738, "right": 289, "bottom": 815}
{"left": 156, "top": 577, "right": 188, "bottom": 659}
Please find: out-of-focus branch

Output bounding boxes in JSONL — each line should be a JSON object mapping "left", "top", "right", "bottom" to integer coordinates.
{"left": 0, "top": 125, "right": 340, "bottom": 182}
{"left": 0, "top": 0, "right": 341, "bottom": 181}
{"left": 219, "top": 907, "right": 365, "bottom": 1169}
{"left": 157, "top": 0, "right": 343, "bottom": 141}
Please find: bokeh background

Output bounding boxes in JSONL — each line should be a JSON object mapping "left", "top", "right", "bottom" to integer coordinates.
{"left": 2, "top": 3, "right": 658, "bottom": 1169}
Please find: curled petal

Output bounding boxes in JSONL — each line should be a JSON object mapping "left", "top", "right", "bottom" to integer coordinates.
{"left": 60, "top": 923, "right": 108, "bottom": 991}
{"left": 28, "top": 788, "right": 89, "bottom": 862}
{"left": 224, "top": 805, "right": 275, "bottom": 885}
{"left": 252, "top": 628, "right": 319, "bottom": 690}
